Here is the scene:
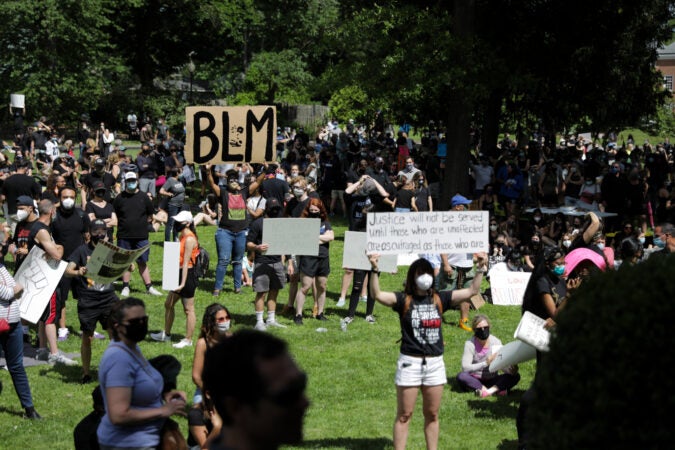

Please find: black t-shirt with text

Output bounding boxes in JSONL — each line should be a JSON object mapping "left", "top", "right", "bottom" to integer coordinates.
{"left": 393, "top": 291, "right": 454, "bottom": 357}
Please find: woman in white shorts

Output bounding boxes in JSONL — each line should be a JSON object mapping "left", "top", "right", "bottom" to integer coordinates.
{"left": 368, "top": 253, "right": 488, "bottom": 450}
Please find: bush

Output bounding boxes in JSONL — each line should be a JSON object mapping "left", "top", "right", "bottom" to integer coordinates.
{"left": 527, "top": 254, "right": 675, "bottom": 449}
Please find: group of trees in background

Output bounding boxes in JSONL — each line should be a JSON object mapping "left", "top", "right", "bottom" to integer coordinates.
{"left": 1, "top": 0, "right": 674, "bottom": 205}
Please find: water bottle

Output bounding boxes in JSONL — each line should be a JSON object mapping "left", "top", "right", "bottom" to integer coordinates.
{"left": 316, "top": 327, "right": 328, "bottom": 333}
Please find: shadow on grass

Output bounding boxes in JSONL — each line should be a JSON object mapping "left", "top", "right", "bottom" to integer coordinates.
{"left": 300, "top": 437, "right": 391, "bottom": 449}
{"left": 496, "top": 438, "right": 520, "bottom": 450}
{"left": 38, "top": 364, "right": 87, "bottom": 384}
{"left": 0, "top": 405, "right": 24, "bottom": 418}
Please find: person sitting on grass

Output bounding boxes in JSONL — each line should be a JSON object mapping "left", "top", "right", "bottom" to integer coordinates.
{"left": 456, "top": 314, "right": 521, "bottom": 398}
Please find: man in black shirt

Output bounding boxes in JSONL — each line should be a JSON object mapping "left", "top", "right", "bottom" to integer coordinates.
{"left": 80, "top": 156, "right": 117, "bottom": 206}
{"left": 113, "top": 171, "right": 163, "bottom": 297}
{"left": 0, "top": 159, "right": 41, "bottom": 234}
{"left": 65, "top": 220, "right": 119, "bottom": 383}
{"left": 260, "top": 164, "right": 290, "bottom": 214}
{"left": 246, "top": 198, "right": 288, "bottom": 331}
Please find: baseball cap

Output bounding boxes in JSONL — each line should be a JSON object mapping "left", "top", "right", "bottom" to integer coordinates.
{"left": 172, "top": 210, "right": 193, "bottom": 223}
{"left": 94, "top": 157, "right": 105, "bottom": 166}
{"left": 451, "top": 194, "right": 472, "bottom": 207}
{"left": 17, "top": 195, "right": 34, "bottom": 207}
{"left": 92, "top": 180, "right": 105, "bottom": 192}
{"left": 90, "top": 219, "right": 107, "bottom": 233}
{"left": 124, "top": 171, "right": 137, "bottom": 180}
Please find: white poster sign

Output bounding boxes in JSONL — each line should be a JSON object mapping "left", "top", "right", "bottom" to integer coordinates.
{"left": 262, "top": 218, "right": 320, "bottom": 256}
{"left": 488, "top": 270, "right": 531, "bottom": 306}
{"left": 15, "top": 247, "right": 67, "bottom": 324}
{"left": 85, "top": 240, "right": 151, "bottom": 284}
{"left": 343, "top": 231, "right": 397, "bottom": 272}
{"left": 514, "top": 311, "right": 551, "bottom": 352}
{"left": 10, "top": 93, "right": 25, "bottom": 109}
{"left": 365, "top": 211, "right": 489, "bottom": 255}
{"left": 162, "top": 242, "right": 180, "bottom": 291}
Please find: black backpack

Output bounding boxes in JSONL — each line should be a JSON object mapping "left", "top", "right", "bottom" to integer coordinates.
{"left": 193, "top": 246, "right": 210, "bottom": 278}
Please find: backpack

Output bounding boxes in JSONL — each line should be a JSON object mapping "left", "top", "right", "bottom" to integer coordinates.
{"left": 192, "top": 246, "right": 210, "bottom": 278}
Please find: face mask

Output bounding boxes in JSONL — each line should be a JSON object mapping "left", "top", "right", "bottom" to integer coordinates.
{"left": 638, "top": 237, "right": 645, "bottom": 245}
{"left": 490, "top": 225, "right": 498, "bottom": 231}
{"left": 552, "top": 264, "right": 565, "bottom": 276}
{"left": 291, "top": 171, "right": 299, "bottom": 177}
{"left": 61, "top": 198, "right": 75, "bottom": 210}
{"left": 532, "top": 240, "right": 540, "bottom": 247}
{"left": 562, "top": 239, "right": 571, "bottom": 248}
{"left": 596, "top": 243, "right": 605, "bottom": 251}
{"left": 90, "top": 233, "right": 106, "bottom": 245}
{"left": 122, "top": 319, "right": 148, "bottom": 343}
{"left": 654, "top": 237, "right": 666, "bottom": 249}
{"left": 17, "top": 209, "right": 29, "bottom": 222}
{"left": 293, "top": 188, "right": 305, "bottom": 198}
{"left": 308, "top": 211, "right": 320, "bottom": 218}
{"left": 126, "top": 181, "right": 137, "bottom": 191}
{"left": 357, "top": 167, "right": 366, "bottom": 175}
{"left": 95, "top": 190, "right": 106, "bottom": 198}
{"left": 275, "top": 173, "right": 286, "bottom": 181}
{"left": 474, "top": 327, "right": 490, "bottom": 340}
{"left": 415, "top": 273, "right": 433, "bottom": 291}
{"left": 217, "top": 321, "right": 231, "bottom": 333}
{"left": 406, "top": 163, "right": 414, "bottom": 171}
{"left": 533, "top": 216, "right": 541, "bottom": 223}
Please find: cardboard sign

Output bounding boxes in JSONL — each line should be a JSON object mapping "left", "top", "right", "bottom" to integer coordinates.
{"left": 488, "top": 268, "right": 531, "bottom": 305}
{"left": 15, "top": 247, "right": 68, "bottom": 324}
{"left": 343, "top": 231, "right": 397, "bottom": 272}
{"left": 365, "top": 211, "right": 489, "bottom": 255}
{"left": 185, "top": 106, "right": 276, "bottom": 164}
{"left": 162, "top": 242, "right": 180, "bottom": 291}
{"left": 262, "top": 218, "right": 320, "bottom": 256}
{"left": 85, "top": 240, "right": 151, "bottom": 284}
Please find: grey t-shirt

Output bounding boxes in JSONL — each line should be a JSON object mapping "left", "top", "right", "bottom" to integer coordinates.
{"left": 163, "top": 176, "right": 185, "bottom": 207}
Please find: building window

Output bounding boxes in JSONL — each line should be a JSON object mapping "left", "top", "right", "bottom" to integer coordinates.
{"left": 665, "top": 75, "right": 673, "bottom": 91}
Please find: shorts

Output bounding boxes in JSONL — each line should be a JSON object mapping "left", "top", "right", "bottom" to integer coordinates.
{"left": 253, "top": 261, "right": 286, "bottom": 292}
{"left": 78, "top": 302, "right": 116, "bottom": 333}
{"left": 117, "top": 238, "right": 150, "bottom": 263}
{"left": 40, "top": 291, "right": 63, "bottom": 325}
{"left": 331, "top": 190, "right": 344, "bottom": 200}
{"left": 299, "top": 255, "right": 330, "bottom": 278}
{"left": 395, "top": 353, "right": 447, "bottom": 387}
{"left": 174, "top": 268, "right": 198, "bottom": 298}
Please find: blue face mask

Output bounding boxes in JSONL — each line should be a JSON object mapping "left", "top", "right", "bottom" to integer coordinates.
{"left": 126, "top": 181, "right": 137, "bottom": 191}
{"left": 638, "top": 237, "right": 645, "bottom": 245}
{"left": 654, "top": 237, "right": 666, "bottom": 249}
{"left": 552, "top": 264, "right": 565, "bottom": 276}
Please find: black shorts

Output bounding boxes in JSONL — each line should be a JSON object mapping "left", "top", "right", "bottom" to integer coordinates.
{"left": 299, "top": 255, "right": 330, "bottom": 278}
{"left": 174, "top": 268, "right": 198, "bottom": 298}
{"left": 78, "top": 301, "right": 117, "bottom": 333}
{"left": 40, "top": 291, "right": 63, "bottom": 325}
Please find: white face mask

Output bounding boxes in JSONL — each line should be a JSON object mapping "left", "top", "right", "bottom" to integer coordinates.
{"left": 415, "top": 273, "right": 433, "bottom": 291}
{"left": 490, "top": 225, "right": 498, "bottom": 231}
{"left": 562, "top": 239, "right": 572, "bottom": 248}
{"left": 61, "top": 198, "right": 75, "bottom": 210}
{"left": 16, "top": 209, "right": 29, "bottom": 222}
{"left": 217, "top": 321, "right": 231, "bottom": 333}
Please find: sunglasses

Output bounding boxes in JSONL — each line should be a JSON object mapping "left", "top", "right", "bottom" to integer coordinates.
{"left": 474, "top": 326, "right": 489, "bottom": 331}
{"left": 123, "top": 316, "right": 148, "bottom": 327}
{"left": 263, "top": 372, "right": 307, "bottom": 406}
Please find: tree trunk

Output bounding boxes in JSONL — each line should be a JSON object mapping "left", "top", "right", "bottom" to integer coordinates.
{"left": 439, "top": 0, "right": 476, "bottom": 210}
{"left": 482, "top": 89, "right": 503, "bottom": 160}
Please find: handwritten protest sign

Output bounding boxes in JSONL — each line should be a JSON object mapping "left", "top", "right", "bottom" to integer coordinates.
{"left": 262, "top": 218, "right": 320, "bottom": 256}
{"left": 85, "top": 240, "right": 151, "bottom": 284}
{"left": 185, "top": 106, "right": 277, "bottom": 164}
{"left": 15, "top": 247, "right": 67, "bottom": 324}
{"left": 365, "top": 211, "right": 489, "bottom": 255}
{"left": 488, "top": 268, "right": 531, "bottom": 305}
{"left": 343, "top": 231, "right": 397, "bottom": 272}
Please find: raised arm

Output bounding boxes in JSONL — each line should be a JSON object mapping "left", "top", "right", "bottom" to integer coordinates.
{"left": 368, "top": 254, "right": 397, "bottom": 307}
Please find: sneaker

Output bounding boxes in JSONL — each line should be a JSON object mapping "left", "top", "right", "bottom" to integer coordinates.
{"left": 120, "top": 286, "right": 130, "bottom": 297}
{"left": 57, "top": 328, "right": 69, "bottom": 341}
{"left": 365, "top": 315, "right": 376, "bottom": 323}
{"left": 172, "top": 339, "right": 192, "bottom": 349}
{"left": 234, "top": 288, "right": 242, "bottom": 294}
{"left": 359, "top": 296, "right": 367, "bottom": 303}
{"left": 147, "top": 286, "right": 163, "bottom": 296}
{"left": 475, "top": 388, "right": 491, "bottom": 398}
{"left": 48, "top": 351, "right": 77, "bottom": 366}
{"left": 212, "top": 289, "right": 220, "bottom": 297}
{"left": 150, "top": 331, "right": 171, "bottom": 342}
{"left": 93, "top": 331, "right": 106, "bottom": 340}
{"left": 342, "top": 316, "right": 354, "bottom": 325}
{"left": 316, "top": 313, "right": 328, "bottom": 321}
{"left": 336, "top": 297, "right": 346, "bottom": 308}
{"left": 294, "top": 315, "right": 303, "bottom": 325}
{"left": 24, "top": 407, "right": 42, "bottom": 420}
{"left": 458, "top": 318, "right": 472, "bottom": 332}
{"left": 35, "top": 348, "right": 49, "bottom": 361}
{"left": 266, "top": 320, "right": 287, "bottom": 329}
{"left": 254, "top": 322, "right": 267, "bottom": 331}
{"left": 496, "top": 390, "right": 508, "bottom": 397}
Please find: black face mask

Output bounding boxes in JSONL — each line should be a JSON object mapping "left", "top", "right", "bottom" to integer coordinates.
{"left": 90, "top": 233, "right": 106, "bottom": 246}
{"left": 121, "top": 319, "right": 148, "bottom": 343}
{"left": 308, "top": 212, "right": 320, "bottom": 218}
{"left": 174, "top": 222, "right": 188, "bottom": 232}
{"left": 474, "top": 327, "right": 490, "bottom": 340}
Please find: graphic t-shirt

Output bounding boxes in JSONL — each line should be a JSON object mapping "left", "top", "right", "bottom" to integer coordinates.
{"left": 393, "top": 291, "right": 454, "bottom": 357}
{"left": 218, "top": 190, "right": 249, "bottom": 232}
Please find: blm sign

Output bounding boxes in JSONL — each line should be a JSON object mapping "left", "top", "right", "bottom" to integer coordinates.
{"left": 185, "top": 106, "right": 276, "bottom": 164}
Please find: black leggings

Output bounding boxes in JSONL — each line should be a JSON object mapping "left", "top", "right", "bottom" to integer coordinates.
{"left": 347, "top": 270, "right": 374, "bottom": 318}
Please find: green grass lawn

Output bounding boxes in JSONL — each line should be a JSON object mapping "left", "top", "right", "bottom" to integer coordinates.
{"left": 0, "top": 215, "right": 531, "bottom": 450}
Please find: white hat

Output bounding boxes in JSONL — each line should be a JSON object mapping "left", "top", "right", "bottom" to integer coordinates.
{"left": 172, "top": 210, "right": 193, "bottom": 223}
{"left": 124, "top": 171, "right": 137, "bottom": 180}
